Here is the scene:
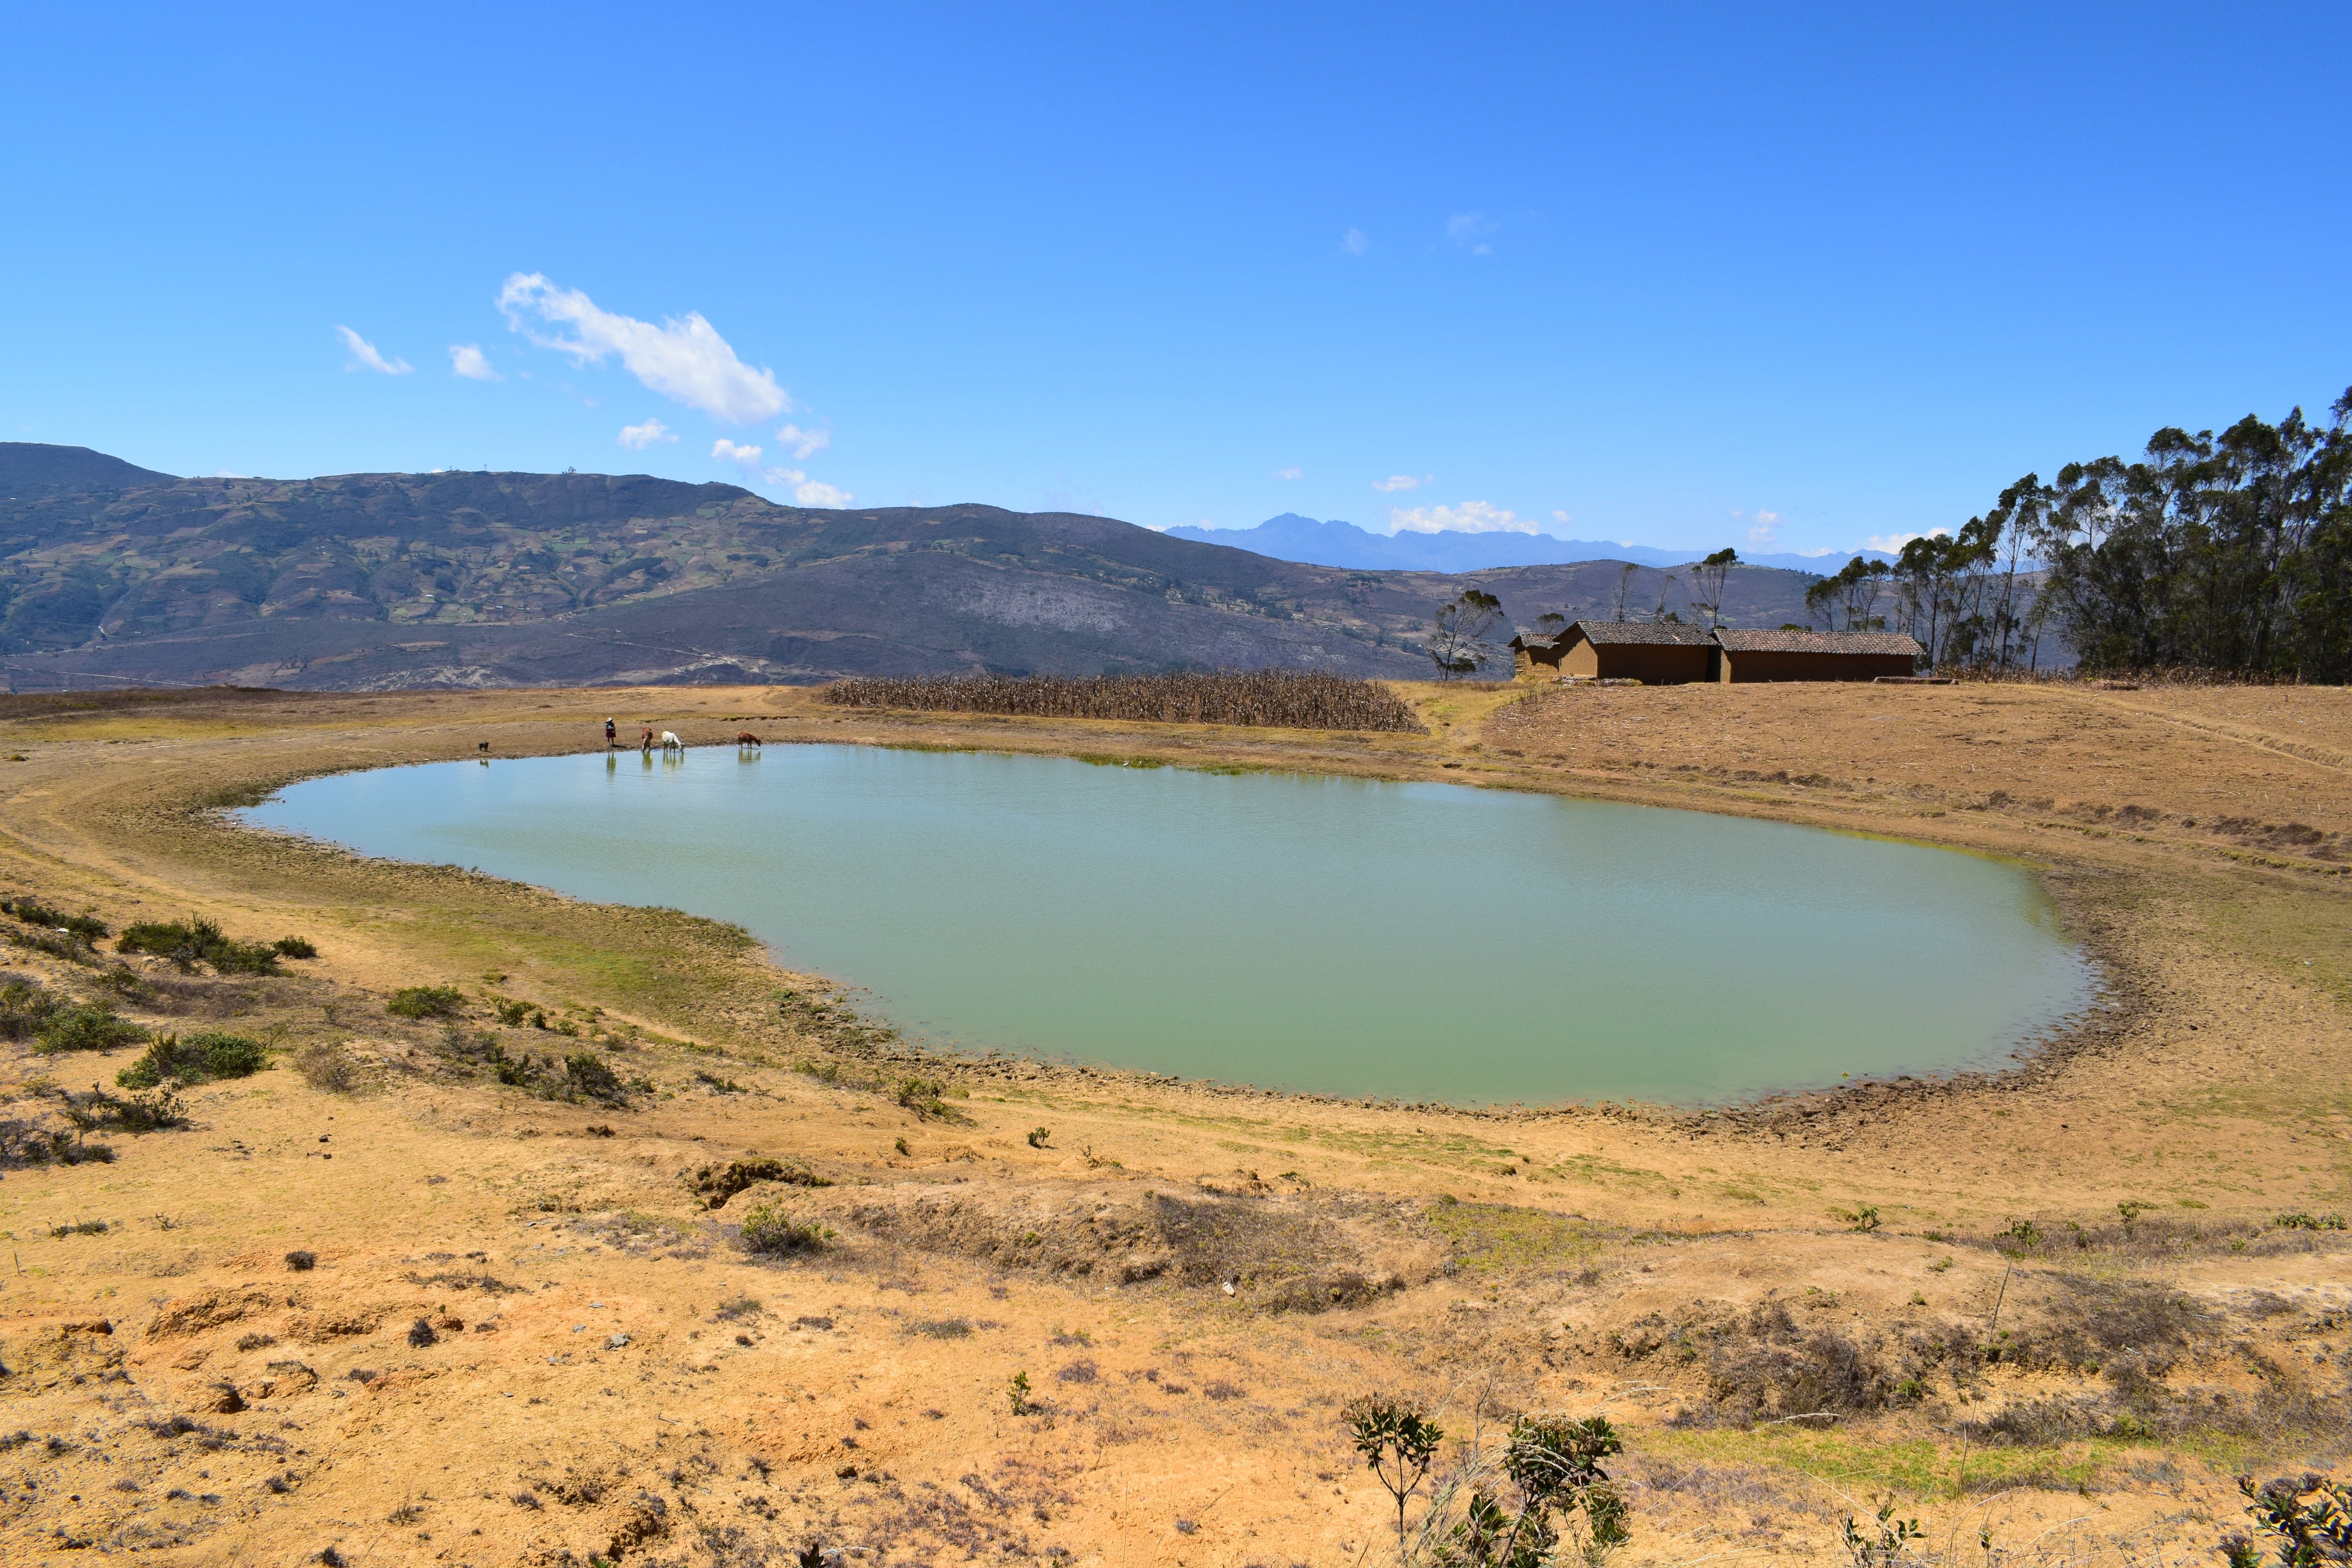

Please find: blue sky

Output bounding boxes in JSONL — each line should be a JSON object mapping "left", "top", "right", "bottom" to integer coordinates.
{"left": 5, "top": 4, "right": 2347, "bottom": 558}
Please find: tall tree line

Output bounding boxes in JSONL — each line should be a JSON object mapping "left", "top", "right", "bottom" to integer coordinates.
{"left": 1809, "top": 389, "right": 2352, "bottom": 679}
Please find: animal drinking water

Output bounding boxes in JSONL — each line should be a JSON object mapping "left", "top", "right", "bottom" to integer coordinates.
{"left": 735, "top": 731, "right": 762, "bottom": 747}
{"left": 660, "top": 731, "right": 685, "bottom": 752}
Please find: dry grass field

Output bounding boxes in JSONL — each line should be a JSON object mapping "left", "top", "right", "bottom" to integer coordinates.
{"left": 0, "top": 677, "right": 2346, "bottom": 1567}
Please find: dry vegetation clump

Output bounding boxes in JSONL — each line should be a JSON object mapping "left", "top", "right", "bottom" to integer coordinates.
{"left": 428, "top": 1027, "right": 645, "bottom": 1105}
{"left": 843, "top": 1184, "right": 1422, "bottom": 1310}
{"left": 737, "top": 1199, "right": 833, "bottom": 1256}
{"left": 820, "top": 668, "right": 1426, "bottom": 732}
{"left": 686, "top": 1156, "right": 829, "bottom": 1209}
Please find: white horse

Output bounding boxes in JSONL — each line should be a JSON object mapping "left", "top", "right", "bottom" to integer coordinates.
{"left": 659, "top": 731, "right": 685, "bottom": 752}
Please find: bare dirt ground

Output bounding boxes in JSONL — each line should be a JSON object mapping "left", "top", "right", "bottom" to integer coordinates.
{"left": 0, "top": 678, "right": 2346, "bottom": 1567}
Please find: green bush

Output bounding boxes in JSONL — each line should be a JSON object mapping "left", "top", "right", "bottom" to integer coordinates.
{"left": 271, "top": 936, "right": 318, "bottom": 959}
{"left": 1, "top": 899, "right": 109, "bottom": 940}
{"left": 60, "top": 1085, "right": 188, "bottom": 1134}
{"left": 388, "top": 985, "right": 465, "bottom": 1020}
{"left": 739, "top": 1200, "right": 833, "bottom": 1256}
{"left": 118, "top": 916, "right": 280, "bottom": 975}
{"left": 0, "top": 978, "right": 59, "bottom": 1041}
{"left": 116, "top": 1031, "right": 269, "bottom": 1089}
{"left": 35, "top": 1001, "right": 148, "bottom": 1054}
{"left": 564, "top": 1051, "right": 621, "bottom": 1100}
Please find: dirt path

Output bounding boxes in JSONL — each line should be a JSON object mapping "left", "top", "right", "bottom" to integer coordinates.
{"left": 0, "top": 681, "right": 2345, "bottom": 1565}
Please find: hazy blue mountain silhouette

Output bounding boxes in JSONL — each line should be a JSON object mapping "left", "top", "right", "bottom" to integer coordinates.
{"left": 1164, "top": 514, "right": 1891, "bottom": 575}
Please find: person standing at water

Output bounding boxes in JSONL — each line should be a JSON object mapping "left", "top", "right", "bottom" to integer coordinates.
{"left": 604, "top": 717, "right": 617, "bottom": 748}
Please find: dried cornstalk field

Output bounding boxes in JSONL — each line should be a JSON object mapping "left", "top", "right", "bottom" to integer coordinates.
{"left": 818, "top": 668, "right": 1426, "bottom": 732}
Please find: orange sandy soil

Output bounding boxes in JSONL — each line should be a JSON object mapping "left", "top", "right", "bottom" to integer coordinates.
{"left": 0, "top": 679, "right": 2346, "bottom": 1567}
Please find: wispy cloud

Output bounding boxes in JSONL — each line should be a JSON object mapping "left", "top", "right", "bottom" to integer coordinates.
{"left": 776, "top": 423, "right": 830, "bottom": 460}
{"left": 618, "top": 418, "right": 676, "bottom": 449}
{"left": 1372, "top": 474, "right": 1431, "bottom": 493}
{"left": 1863, "top": 529, "right": 1946, "bottom": 553}
{"left": 1274, "top": 466, "right": 1301, "bottom": 481}
{"left": 1388, "top": 501, "right": 1537, "bottom": 536}
{"left": 499, "top": 273, "right": 788, "bottom": 423}
{"left": 1446, "top": 213, "right": 1496, "bottom": 255}
{"left": 1744, "top": 509, "right": 1783, "bottom": 546}
{"left": 448, "top": 343, "right": 499, "bottom": 381}
{"left": 712, "top": 438, "right": 849, "bottom": 507}
{"left": 1341, "top": 228, "right": 1368, "bottom": 256}
{"left": 335, "top": 326, "right": 412, "bottom": 375}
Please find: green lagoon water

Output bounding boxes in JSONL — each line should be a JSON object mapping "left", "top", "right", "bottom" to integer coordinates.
{"left": 243, "top": 744, "right": 2093, "bottom": 1105}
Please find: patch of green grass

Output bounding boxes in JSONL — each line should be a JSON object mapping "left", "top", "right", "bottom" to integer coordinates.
{"left": 1423, "top": 1199, "right": 1606, "bottom": 1274}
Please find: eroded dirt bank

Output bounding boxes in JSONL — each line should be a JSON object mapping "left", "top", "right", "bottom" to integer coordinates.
{"left": 1, "top": 680, "right": 2347, "bottom": 1566}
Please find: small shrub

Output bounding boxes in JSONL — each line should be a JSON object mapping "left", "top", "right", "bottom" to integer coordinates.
{"left": 1008, "top": 1371, "right": 1034, "bottom": 1416}
{"left": 739, "top": 1200, "right": 833, "bottom": 1256}
{"left": 60, "top": 1086, "right": 187, "bottom": 1134}
{"left": 34, "top": 1001, "right": 147, "bottom": 1054}
{"left": 407, "top": 1318, "right": 437, "bottom": 1348}
{"left": 52, "top": 1219, "right": 112, "bottom": 1237}
{"left": 0, "top": 978, "right": 58, "bottom": 1041}
{"left": 271, "top": 936, "right": 318, "bottom": 959}
{"left": 492, "top": 998, "right": 533, "bottom": 1026}
{"left": 563, "top": 1051, "right": 622, "bottom": 1101}
{"left": 2274, "top": 1211, "right": 2347, "bottom": 1232}
{"left": 713, "top": 1295, "right": 761, "bottom": 1321}
{"left": 1026, "top": 1127, "right": 1051, "bottom": 1149}
{"left": 294, "top": 1041, "right": 359, "bottom": 1092}
{"left": 1832, "top": 1205, "right": 1880, "bottom": 1233}
{"left": 1, "top": 898, "right": 109, "bottom": 940}
{"left": 895, "top": 1076, "right": 960, "bottom": 1121}
{"left": 2224, "top": 1473, "right": 2352, "bottom": 1568}
{"left": 387, "top": 986, "right": 464, "bottom": 1020}
{"left": 285, "top": 1250, "right": 317, "bottom": 1271}
{"left": 116, "top": 1031, "right": 268, "bottom": 1089}
{"left": 1055, "top": 1357, "right": 1097, "bottom": 1383}
{"left": 118, "top": 916, "right": 279, "bottom": 975}
{"left": 909, "top": 1318, "right": 973, "bottom": 1339}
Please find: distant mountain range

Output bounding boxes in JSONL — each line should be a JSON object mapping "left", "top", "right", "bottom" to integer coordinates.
{"left": 1, "top": 444, "right": 1837, "bottom": 691}
{"left": 1164, "top": 513, "right": 1893, "bottom": 575}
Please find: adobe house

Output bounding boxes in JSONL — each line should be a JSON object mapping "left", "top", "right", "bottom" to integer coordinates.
{"left": 1511, "top": 621, "right": 1719, "bottom": 684}
{"left": 1712, "top": 628, "right": 1923, "bottom": 682}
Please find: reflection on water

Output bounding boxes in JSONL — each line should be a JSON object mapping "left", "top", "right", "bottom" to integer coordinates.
{"left": 244, "top": 745, "right": 2094, "bottom": 1105}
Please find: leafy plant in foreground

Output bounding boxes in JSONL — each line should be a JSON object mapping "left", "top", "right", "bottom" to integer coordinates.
{"left": 2220, "top": 1472, "right": 2352, "bottom": 1567}
{"left": 1842, "top": 1502, "right": 1924, "bottom": 1567}
{"left": 738, "top": 1199, "right": 833, "bottom": 1256}
{"left": 1347, "top": 1394, "right": 1446, "bottom": 1552}
{"left": 1429, "top": 1414, "right": 1627, "bottom": 1568}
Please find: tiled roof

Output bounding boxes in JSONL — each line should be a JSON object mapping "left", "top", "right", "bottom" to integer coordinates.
{"left": 1713, "top": 629, "right": 1924, "bottom": 655}
{"left": 1567, "top": 621, "right": 1717, "bottom": 647}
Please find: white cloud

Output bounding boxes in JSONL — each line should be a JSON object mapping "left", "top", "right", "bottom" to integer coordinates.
{"left": 1372, "top": 474, "right": 1432, "bottom": 493}
{"left": 1863, "top": 529, "right": 1947, "bottom": 553}
{"left": 1388, "top": 501, "right": 1538, "bottom": 536}
{"left": 335, "top": 326, "right": 412, "bottom": 375}
{"left": 618, "top": 418, "right": 676, "bottom": 449}
{"left": 1341, "top": 228, "right": 1368, "bottom": 256}
{"left": 1552, "top": 510, "right": 1572, "bottom": 526}
{"left": 1274, "top": 466, "right": 1301, "bottom": 480}
{"left": 712, "top": 438, "right": 849, "bottom": 507}
{"left": 448, "top": 343, "right": 500, "bottom": 381}
{"left": 776, "top": 423, "right": 830, "bottom": 460}
{"left": 499, "top": 272, "right": 789, "bottom": 423}
{"left": 1446, "top": 213, "right": 1496, "bottom": 255}
{"left": 1745, "top": 509, "right": 1783, "bottom": 546}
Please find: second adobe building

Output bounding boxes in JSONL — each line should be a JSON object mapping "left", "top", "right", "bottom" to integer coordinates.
{"left": 1508, "top": 620, "right": 1925, "bottom": 684}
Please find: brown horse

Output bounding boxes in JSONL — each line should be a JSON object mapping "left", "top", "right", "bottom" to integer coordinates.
{"left": 735, "top": 731, "right": 762, "bottom": 747}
